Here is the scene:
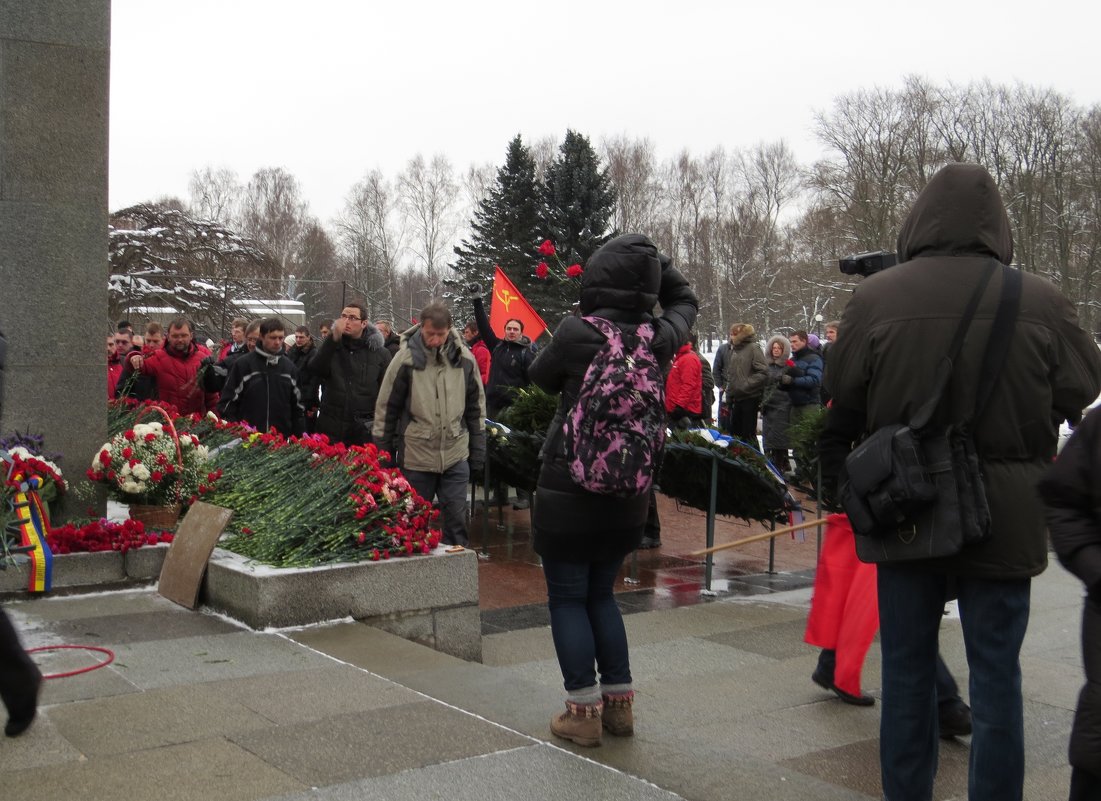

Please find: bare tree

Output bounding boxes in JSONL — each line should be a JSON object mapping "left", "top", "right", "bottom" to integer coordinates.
{"left": 188, "top": 166, "right": 242, "bottom": 225}
{"left": 338, "top": 170, "right": 404, "bottom": 319}
{"left": 239, "top": 167, "right": 309, "bottom": 284}
{"left": 601, "top": 135, "right": 661, "bottom": 234}
{"left": 398, "top": 154, "right": 461, "bottom": 287}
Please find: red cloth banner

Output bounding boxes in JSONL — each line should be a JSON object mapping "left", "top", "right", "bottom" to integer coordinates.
{"left": 804, "top": 514, "right": 879, "bottom": 697}
{"left": 490, "top": 266, "right": 547, "bottom": 342}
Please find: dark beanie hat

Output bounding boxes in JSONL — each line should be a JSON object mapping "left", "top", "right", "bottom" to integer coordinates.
{"left": 580, "top": 233, "right": 662, "bottom": 314}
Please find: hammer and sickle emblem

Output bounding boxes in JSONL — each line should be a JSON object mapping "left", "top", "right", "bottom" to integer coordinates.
{"left": 495, "top": 287, "right": 517, "bottom": 311}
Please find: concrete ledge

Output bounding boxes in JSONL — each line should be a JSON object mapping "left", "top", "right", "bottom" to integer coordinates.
{"left": 0, "top": 544, "right": 168, "bottom": 597}
{"left": 202, "top": 548, "right": 482, "bottom": 661}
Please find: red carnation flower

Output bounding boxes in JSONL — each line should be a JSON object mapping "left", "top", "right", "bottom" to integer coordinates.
{"left": 566, "top": 263, "right": 583, "bottom": 278}
{"left": 121, "top": 447, "right": 133, "bottom": 458}
{"left": 535, "top": 262, "right": 550, "bottom": 279}
{"left": 537, "top": 239, "right": 556, "bottom": 256}
{"left": 124, "top": 430, "right": 136, "bottom": 441}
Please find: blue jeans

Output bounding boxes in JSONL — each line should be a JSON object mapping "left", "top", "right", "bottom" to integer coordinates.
{"left": 542, "top": 558, "right": 631, "bottom": 692}
{"left": 877, "top": 566, "right": 1030, "bottom": 801}
{"left": 403, "top": 460, "right": 470, "bottom": 546}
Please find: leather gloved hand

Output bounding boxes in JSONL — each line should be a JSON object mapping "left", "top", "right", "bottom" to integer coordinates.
{"left": 780, "top": 374, "right": 793, "bottom": 386}
{"left": 467, "top": 283, "right": 483, "bottom": 301}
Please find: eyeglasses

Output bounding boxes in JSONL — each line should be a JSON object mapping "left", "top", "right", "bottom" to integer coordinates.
{"left": 339, "top": 313, "right": 362, "bottom": 321}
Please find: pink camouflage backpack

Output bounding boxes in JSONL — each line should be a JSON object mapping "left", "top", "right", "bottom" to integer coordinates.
{"left": 561, "top": 315, "right": 667, "bottom": 497}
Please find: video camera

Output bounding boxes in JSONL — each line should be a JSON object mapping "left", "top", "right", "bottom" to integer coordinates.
{"left": 838, "top": 250, "right": 897, "bottom": 278}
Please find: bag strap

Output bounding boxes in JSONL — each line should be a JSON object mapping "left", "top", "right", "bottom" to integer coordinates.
{"left": 972, "top": 265, "right": 1022, "bottom": 420}
{"left": 910, "top": 260, "right": 998, "bottom": 430}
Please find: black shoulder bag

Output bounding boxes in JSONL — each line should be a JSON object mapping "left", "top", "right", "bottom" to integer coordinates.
{"left": 840, "top": 261, "right": 1022, "bottom": 563}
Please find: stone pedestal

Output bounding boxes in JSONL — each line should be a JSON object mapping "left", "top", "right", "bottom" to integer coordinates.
{"left": 202, "top": 548, "right": 483, "bottom": 661}
{"left": 0, "top": 2, "right": 111, "bottom": 518}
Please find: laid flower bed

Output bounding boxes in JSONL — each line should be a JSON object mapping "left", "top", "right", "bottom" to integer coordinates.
{"left": 105, "top": 402, "right": 441, "bottom": 567}
{"left": 47, "top": 518, "right": 173, "bottom": 555}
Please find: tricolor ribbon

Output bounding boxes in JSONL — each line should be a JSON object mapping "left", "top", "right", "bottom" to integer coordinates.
{"left": 6, "top": 469, "right": 53, "bottom": 592}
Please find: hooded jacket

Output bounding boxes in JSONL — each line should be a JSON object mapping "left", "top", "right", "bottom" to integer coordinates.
{"left": 761, "top": 335, "right": 794, "bottom": 451}
{"left": 724, "top": 324, "right": 768, "bottom": 401}
{"left": 825, "top": 162, "right": 1101, "bottom": 578}
{"left": 665, "top": 342, "right": 703, "bottom": 416}
{"left": 311, "top": 324, "right": 392, "bottom": 444}
{"left": 529, "top": 233, "right": 698, "bottom": 562}
{"left": 372, "top": 325, "right": 486, "bottom": 474}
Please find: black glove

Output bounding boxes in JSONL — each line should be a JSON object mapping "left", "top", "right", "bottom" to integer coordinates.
{"left": 780, "top": 374, "right": 794, "bottom": 386}
{"left": 467, "top": 283, "right": 483, "bottom": 301}
{"left": 784, "top": 365, "right": 805, "bottom": 378}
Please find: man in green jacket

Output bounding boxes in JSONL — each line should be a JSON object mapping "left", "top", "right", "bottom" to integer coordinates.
{"left": 373, "top": 302, "right": 486, "bottom": 547}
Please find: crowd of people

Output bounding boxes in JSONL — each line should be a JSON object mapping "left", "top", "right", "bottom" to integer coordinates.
{"left": 6, "top": 163, "right": 1095, "bottom": 801}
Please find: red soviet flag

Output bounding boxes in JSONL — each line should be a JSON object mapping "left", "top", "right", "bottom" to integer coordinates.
{"left": 490, "top": 266, "right": 547, "bottom": 342}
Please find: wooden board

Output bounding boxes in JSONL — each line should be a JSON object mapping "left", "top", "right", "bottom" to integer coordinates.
{"left": 157, "top": 501, "right": 233, "bottom": 610}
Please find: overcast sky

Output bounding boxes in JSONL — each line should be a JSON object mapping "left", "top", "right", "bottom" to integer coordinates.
{"left": 109, "top": 0, "right": 1100, "bottom": 224}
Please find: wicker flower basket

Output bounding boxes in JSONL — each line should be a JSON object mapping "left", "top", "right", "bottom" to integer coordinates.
{"left": 127, "top": 503, "right": 181, "bottom": 531}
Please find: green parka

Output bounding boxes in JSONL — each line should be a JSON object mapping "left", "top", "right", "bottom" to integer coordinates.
{"left": 372, "top": 325, "right": 486, "bottom": 474}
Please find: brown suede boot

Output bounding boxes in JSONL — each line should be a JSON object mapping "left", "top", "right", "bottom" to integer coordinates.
{"left": 602, "top": 691, "right": 634, "bottom": 736}
{"left": 550, "top": 699, "right": 603, "bottom": 747}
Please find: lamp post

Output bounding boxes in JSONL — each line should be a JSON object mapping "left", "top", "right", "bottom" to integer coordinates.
{"left": 814, "top": 314, "right": 823, "bottom": 338}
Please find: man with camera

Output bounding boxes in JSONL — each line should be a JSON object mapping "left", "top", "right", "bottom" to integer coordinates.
{"left": 823, "top": 163, "right": 1101, "bottom": 801}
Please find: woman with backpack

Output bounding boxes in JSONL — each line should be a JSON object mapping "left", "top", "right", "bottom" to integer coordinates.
{"left": 528, "top": 233, "right": 698, "bottom": 747}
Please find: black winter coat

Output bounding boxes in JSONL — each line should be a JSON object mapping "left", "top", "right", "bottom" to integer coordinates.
{"left": 217, "top": 347, "right": 305, "bottom": 436}
{"left": 287, "top": 343, "right": 320, "bottom": 412}
{"left": 530, "top": 234, "right": 698, "bottom": 563}
{"left": 471, "top": 297, "right": 535, "bottom": 416}
{"left": 1039, "top": 406, "right": 1101, "bottom": 776}
{"left": 825, "top": 163, "right": 1101, "bottom": 578}
{"left": 311, "top": 326, "right": 392, "bottom": 445}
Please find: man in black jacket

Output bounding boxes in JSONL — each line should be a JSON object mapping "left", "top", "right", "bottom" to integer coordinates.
{"left": 1040, "top": 406, "right": 1101, "bottom": 801}
{"left": 824, "top": 163, "right": 1101, "bottom": 801}
{"left": 217, "top": 318, "right": 305, "bottom": 437}
{"left": 0, "top": 323, "right": 44, "bottom": 737}
{"left": 311, "top": 302, "right": 392, "bottom": 446}
{"left": 287, "top": 325, "right": 320, "bottom": 426}
{"left": 469, "top": 286, "right": 537, "bottom": 508}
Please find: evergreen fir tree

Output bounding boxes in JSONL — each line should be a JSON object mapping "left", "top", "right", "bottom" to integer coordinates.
{"left": 451, "top": 135, "right": 542, "bottom": 328}
{"left": 541, "top": 129, "right": 617, "bottom": 271}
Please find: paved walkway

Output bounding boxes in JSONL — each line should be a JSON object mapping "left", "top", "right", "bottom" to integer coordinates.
{"left": 0, "top": 553, "right": 1085, "bottom": 801}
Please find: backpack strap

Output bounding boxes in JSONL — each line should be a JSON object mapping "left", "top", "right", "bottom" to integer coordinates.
{"left": 581, "top": 315, "right": 654, "bottom": 345}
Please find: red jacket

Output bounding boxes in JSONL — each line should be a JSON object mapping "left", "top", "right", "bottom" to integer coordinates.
{"left": 665, "top": 343, "right": 702, "bottom": 415}
{"left": 135, "top": 341, "right": 217, "bottom": 415}
{"left": 470, "top": 339, "right": 491, "bottom": 386}
{"left": 107, "top": 356, "right": 124, "bottom": 399}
